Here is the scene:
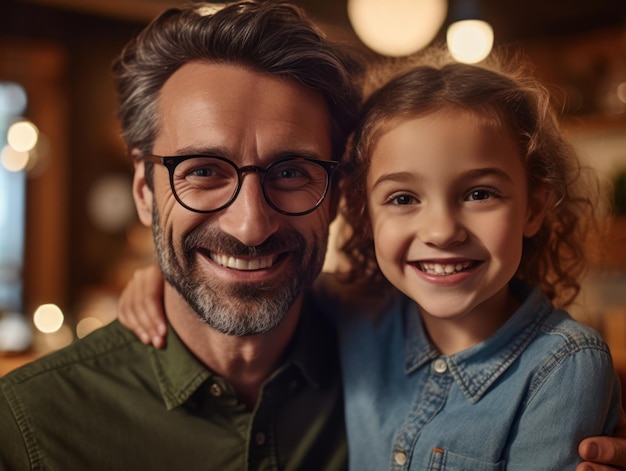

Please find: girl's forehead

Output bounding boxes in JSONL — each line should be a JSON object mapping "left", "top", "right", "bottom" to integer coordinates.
{"left": 366, "top": 110, "right": 526, "bottom": 184}
{"left": 370, "top": 108, "right": 512, "bottom": 152}
{"left": 400, "top": 106, "right": 507, "bottom": 130}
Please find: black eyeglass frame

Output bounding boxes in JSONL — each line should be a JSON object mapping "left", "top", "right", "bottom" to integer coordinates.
{"left": 139, "top": 154, "right": 339, "bottom": 216}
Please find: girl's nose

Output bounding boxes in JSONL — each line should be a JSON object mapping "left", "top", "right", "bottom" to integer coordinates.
{"left": 417, "top": 205, "right": 467, "bottom": 248}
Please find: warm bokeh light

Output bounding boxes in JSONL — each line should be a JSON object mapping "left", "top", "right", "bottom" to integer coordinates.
{"left": 87, "top": 175, "right": 136, "bottom": 233}
{"left": 195, "top": 4, "right": 225, "bottom": 16}
{"left": 76, "top": 316, "right": 104, "bottom": 339}
{"left": 617, "top": 82, "right": 626, "bottom": 105}
{"left": 0, "top": 83, "right": 27, "bottom": 117}
{"left": 7, "top": 120, "right": 39, "bottom": 152}
{"left": 39, "top": 324, "right": 74, "bottom": 352}
{"left": 446, "top": 19, "right": 494, "bottom": 64}
{"left": 347, "top": 0, "right": 448, "bottom": 56}
{"left": 0, "top": 145, "right": 30, "bottom": 172}
{"left": 0, "top": 313, "right": 33, "bottom": 352}
{"left": 33, "top": 303, "right": 65, "bottom": 333}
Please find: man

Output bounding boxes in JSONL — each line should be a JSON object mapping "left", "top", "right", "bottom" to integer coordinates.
{"left": 0, "top": 2, "right": 360, "bottom": 469}
{"left": 1, "top": 2, "right": 625, "bottom": 470}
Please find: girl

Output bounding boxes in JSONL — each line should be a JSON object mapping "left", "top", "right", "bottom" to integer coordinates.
{"left": 118, "top": 49, "right": 621, "bottom": 469}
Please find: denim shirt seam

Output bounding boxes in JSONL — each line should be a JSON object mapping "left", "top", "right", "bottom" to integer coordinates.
{"left": 523, "top": 326, "right": 612, "bottom": 404}
{"left": 448, "top": 301, "right": 553, "bottom": 403}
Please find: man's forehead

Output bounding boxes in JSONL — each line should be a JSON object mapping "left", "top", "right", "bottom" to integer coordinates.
{"left": 160, "top": 61, "right": 324, "bottom": 108}
{"left": 154, "top": 61, "right": 333, "bottom": 160}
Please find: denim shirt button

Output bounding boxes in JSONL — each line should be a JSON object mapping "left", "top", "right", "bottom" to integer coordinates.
{"left": 393, "top": 450, "right": 408, "bottom": 466}
{"left": 433, "top": 358, "right": 447, "bottom": 374}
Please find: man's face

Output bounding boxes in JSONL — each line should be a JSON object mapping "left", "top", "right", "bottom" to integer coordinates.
{"left": 133, "top": 62, "right": 335, "bottom": 336}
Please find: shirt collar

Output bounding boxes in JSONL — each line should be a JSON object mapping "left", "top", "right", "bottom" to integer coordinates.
{"left": 148, "top": 324, "right": 211, "bottom": 410}
{"left": 404, "top": 281, "right": 553, "bottom": 403}
{"left": 148, "top": 292, "right": 337, "bottom": 410}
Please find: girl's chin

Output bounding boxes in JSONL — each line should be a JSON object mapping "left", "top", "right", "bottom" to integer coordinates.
{"left": 415, "top": 300, "right": 476, "bottom": 321}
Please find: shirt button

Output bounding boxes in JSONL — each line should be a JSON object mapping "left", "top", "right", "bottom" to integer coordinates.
{"left": 394, "top": 450, "right": 407, "bottom": 466}
{"left": 255, "top": 432, "right": 266, "bottom": 446}
{"left": 433, "top": 358, "right": 447, "bottom": 374}
{"left": 209, "top": 383, "right": 222, "bottom": 397}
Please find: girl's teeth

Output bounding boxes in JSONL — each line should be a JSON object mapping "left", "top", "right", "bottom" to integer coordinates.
{"left": 420, "top": 261, "right": 472, "bottom": 275}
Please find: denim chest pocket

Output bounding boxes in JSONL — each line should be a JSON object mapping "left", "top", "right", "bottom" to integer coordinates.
{"left": 426, "top": 447, "right": 504, "bottom": 471}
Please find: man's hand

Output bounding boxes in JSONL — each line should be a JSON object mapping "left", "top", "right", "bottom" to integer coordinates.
{"left": 117, "top": 263, "right": 168, "bottom": 348}
{"left": 577, "top": 409, "right": 626, "bottom": 470}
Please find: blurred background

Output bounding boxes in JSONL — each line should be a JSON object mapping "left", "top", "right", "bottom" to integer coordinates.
{"left": 0, "top": 0, "right": 625, "bottom": 374}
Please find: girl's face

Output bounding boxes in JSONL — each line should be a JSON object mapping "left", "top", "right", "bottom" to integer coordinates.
{"left": 366, "top": 109, "right": 546, "bottom": 340}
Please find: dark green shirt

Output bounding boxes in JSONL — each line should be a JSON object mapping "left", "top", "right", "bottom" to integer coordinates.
{"left": 0, "top": 300, "right": 347, "bottom": 471}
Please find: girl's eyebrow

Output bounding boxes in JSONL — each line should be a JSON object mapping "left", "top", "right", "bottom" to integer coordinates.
{"left": 462, "top": 167, "right": 515, "bottom": 184}
{"left": 370, "top": 167, "right": 514, "bottom": 190}
{"left": 370, "top": 171, "right": 421, "bottom": 190}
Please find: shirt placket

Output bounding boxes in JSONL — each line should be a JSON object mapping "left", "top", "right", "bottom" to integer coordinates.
{"left": 390, "top": 356, "right": 453, "bottom": 471}
{"left": 246, "top": 373, "right": 289, "bottom": 471}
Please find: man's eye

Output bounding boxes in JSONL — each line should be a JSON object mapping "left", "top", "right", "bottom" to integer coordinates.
{"left": 178, "top": 162, "right": 234, "bottom": 190}
{"left": 267, "top": 164, "right": 317, "bottom": 191}
{"left": 183, "top": 164, "right": 232, "bottom": 180}
{"left": 189, "top": 167, "right": 214, "bottom": 177}
{"left": 276, "top": 168, "right": 305, "bottom": 179}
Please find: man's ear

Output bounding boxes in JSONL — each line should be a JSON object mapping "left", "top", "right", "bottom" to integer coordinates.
{"left": 523, "top": 186, "right": 551, "bottom": 238}
{"left": 132, "top": 152, "right": 153, "bottom": 227}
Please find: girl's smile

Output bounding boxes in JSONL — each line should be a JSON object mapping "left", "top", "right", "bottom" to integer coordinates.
{"left": 410, "top": 258, "right": 484, "bottom": 288}
{"left": 415, "top": 259, "right": 480, "bottom": 276}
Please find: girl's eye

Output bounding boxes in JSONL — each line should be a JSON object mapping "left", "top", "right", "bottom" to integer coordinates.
{"left": 389, "top": 194, "right": 417, "bottom": 205}
{"left": 466, "top": 189, "right": 496, "bottom": 201}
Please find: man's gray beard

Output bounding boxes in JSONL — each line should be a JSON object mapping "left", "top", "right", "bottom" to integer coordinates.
{"left": 151, "top": 205, "right": 326, "bottom": 336}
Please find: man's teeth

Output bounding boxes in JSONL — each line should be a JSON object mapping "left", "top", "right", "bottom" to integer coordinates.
{"left": 419, "top": 261, "right": 472, "bottom": 275}
{"left": 210, "top": 253, "right": 274, "bottom": 270}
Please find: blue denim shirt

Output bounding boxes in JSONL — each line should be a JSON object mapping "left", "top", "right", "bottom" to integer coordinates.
{"left": 324, "top": 280, "right": 621, "bottom": 471}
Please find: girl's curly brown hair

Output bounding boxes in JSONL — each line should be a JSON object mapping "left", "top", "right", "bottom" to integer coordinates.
{"left": 338, "top": 46, "right": 608, "bottom": 308}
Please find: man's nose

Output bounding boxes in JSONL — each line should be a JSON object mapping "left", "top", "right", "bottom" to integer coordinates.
{"left": 217, "top": 174, "right": 279, "bottom": 246}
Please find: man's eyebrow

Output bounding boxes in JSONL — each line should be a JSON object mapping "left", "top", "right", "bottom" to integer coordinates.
{"left": 170, "top": 145, "right": 229, "bottom": 157}
{"left": 273, "top": 149, "right": 325, "bottom": 160}
{"left": 170, "top": 146, "right": 324, "bottom": 160}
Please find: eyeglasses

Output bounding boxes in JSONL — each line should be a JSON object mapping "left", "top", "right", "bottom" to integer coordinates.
{"left": 139, "top": 154, "right": 339, "bottom": 216}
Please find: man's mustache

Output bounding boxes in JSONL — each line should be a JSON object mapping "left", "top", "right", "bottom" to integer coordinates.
{"left": 183, "top": 226, "right": 304, "bottom": 258}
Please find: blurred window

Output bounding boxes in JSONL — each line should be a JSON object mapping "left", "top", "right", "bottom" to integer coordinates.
{"left": 0, "top": 82, "right": 27, "bottom": 313}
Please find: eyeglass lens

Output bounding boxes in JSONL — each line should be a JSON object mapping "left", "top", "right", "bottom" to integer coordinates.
{"left": 172, "top": 157, "right": 331, "bottom": 214}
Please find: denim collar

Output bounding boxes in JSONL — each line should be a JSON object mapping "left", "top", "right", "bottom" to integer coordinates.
{"left": 403, "top": 281, "right": 553, "bottom": 403}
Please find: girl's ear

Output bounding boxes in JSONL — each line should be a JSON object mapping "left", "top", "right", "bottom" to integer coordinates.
{"left": 523, "top": 186, "right": 551, "bottom": 238}
{"left": 131, "top": 151, "right": 154, "bottom": 227}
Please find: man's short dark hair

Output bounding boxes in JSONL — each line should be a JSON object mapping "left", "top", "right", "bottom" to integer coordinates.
{"left": 113, "top": 0, "right": 362, "bottom": 166}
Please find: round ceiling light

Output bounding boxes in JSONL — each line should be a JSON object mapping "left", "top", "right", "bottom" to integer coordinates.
{"left": 347, "top": 0, "right": 448, "bottom": 57}
{"left": 446, "top": 19, "right": 494, "bottom": 64}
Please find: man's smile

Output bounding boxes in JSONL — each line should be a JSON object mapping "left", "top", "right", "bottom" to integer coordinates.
{"left": 209, "top": 252, "right": 277, "bottom": 271}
